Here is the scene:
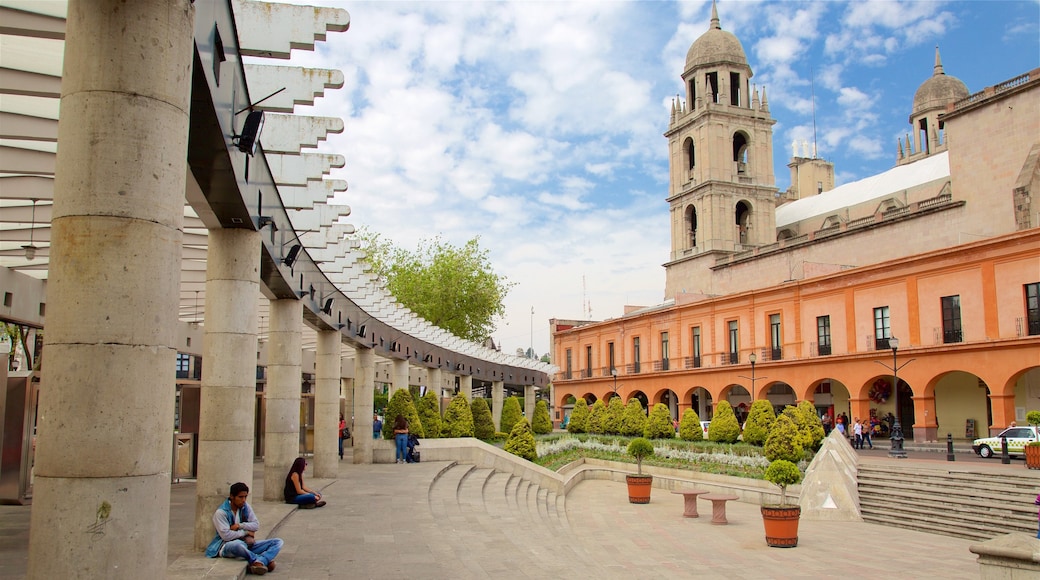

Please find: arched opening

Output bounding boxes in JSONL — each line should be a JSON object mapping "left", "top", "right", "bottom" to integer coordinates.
{"left": 732, "top": 131, "right": 749, "bottom": 173}
{"left": 735, "top": 201, "right": 752, "bottom": 245}
{"left": 659, "top": 389, "right": 680, "bottom": 421}
{"left": 629, "top": 390, "right": 649, "bottom": 413}
{"left": 810, "top": 379, "right": 850, "bottom": 435}
{"left": 722, "top": 385, "right": 751, "bottom": 424}
{"left": 930, "top": 371, "right": 990, "bottom": 441}
{"left": 684, "top": 136, "right": 695, "bottom": 171}
{"left": 686, "top": 387, "right": 712, "bottom": 420}
{"left": 685, "top": 205, "right": 698, "bottom": 248}
{"left": 763, "top": 382, "right": 797, "bottom": 411}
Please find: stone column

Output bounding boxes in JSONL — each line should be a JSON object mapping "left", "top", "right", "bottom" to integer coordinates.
{"left": 353, "top": 347, "right": 375, "bottom": 464}
{"left": 314, "top": 329, "right": 340, "bottom": 477}
{"left": 988, "top": 394, "right": 1016, "bottom": 436}
{"left": 459, "top": 374, "right": 472, "bottom": 401}
{"left": 492, "top": 380, "right": 504, "bottom": 432}
{"left": 391, "top": 358, "right": 409, "bottom": 396}
{"left": 427, "top": 367, "right": 443, "bottom": 398}
{"left": 525, "top": 385, "right": 536, "bottom": 424}
{"left": 27, "top": 2, "right": 193, "bottom": 577}
{"left": 263, "top": 299, "right": 302, "bottom": 501}
{"left": 193, "top": 227, "right": 261, "bottom": 550}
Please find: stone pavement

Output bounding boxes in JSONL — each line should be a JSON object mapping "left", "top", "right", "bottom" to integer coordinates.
{"left": 0, "top": 450, "right": 1021, "bottom": 579}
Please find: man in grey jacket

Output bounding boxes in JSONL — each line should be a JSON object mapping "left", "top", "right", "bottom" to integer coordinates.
{"left": 205, "top": 482, "right": 283, "bottom": 575}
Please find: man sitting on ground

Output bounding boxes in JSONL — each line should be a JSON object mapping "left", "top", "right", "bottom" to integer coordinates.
{"left": 205, "top": 482, "right": 283, "bottom": 575}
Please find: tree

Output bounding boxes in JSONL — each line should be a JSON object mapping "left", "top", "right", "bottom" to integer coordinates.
{"left": 417, "top": 390, "right": 443, "bottom": 439}
{"left": 587, "top": 399, "right": 607, "bottom": 434}
{"left": 382, "top": 389, "right": 423, "bottom": 439}
{"left": 678, "top": 408, "right": 703, "bottom": 441}
{"left": 742, "top": 400, "right": 776, "bottom": 446}
{"left": 504, "top": 419, "right": 537, "bottom": 461}
{"left": 471, "top": 398, "right": 495, "bottom": 440}
{"left": 764, "top": 414, "right": 804, "bottom": 463}
{"left": 708, "top": 400, "right": 741, "bottom": 443}
{"left": 644, "top": 403, "right": 674, "bottom": 439}
{"left": 797, "top": 400, "right": 826, "bottom": 449}
{"left": 567, "top": 398, "right": 589, "bottom": 434}
{"left": 621, "top": 399, "right": 647, "bottom": 436}
{"left": 442, "top": 393, "right": 474, "bottom": 437}
{"left": 357, "top": 228, "right": 514, "bottom": 343}
{"left": 500, "top": 396, "right": 523, "bottom": 435}
{"left": 532, "top": 400, "right": 553, "bottom": 434}
{"left": 605, "top": 396, "right": 626, "bottom": 435}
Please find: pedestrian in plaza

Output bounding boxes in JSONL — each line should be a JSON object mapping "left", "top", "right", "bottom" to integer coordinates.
{"left": 373, "top": 414, "right": 383, "bottom": 439}
{"left": 835, "top": 415, "right": 846, "bottom": 437}
{"left": 393, "top": 414, "right": 410, "bottom": 464}
{"left": 853, "top": 417, "right": 864, "bottom": 449}
{"left": 822, "top": 413, "right": 832, "bottom": 435}
{"left": 861, "top": 419, "right": 873, "bottom": 449}
{"left": 206, "top": 482, "right": 283, "bottom": 575}
{"left": 339, "top": 413, "right": 347, "bottom": 460}
{"left": 284, "top": 457, "right": 326, "bottom": 509}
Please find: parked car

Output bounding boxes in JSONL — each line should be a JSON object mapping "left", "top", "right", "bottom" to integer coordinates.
{"left": 701, "top": 421, "right": 711, "bottom": 437}
{"left": 972, "top": 426, "right": 1040, "bottom": 458}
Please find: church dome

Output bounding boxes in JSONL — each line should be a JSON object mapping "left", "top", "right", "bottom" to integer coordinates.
{"left": 685, "top": 3, "right": 748, "bottom": 70}
{"left": 912, "top": 48, "right": 969, "bottom": 115}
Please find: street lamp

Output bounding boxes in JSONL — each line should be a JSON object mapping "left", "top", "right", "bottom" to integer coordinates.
{"left": 874, "top": 337, "right": 913, "bottom": 459}
{"left": 610, "top": 367, "right": 619, "bottom": 399}
{"left": 737, "top": 352, "right": 765, "bottom": 404}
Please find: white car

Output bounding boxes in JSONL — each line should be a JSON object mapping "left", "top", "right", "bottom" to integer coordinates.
{"left": 972, "top": 426, "right": 1039, "bottom": 458}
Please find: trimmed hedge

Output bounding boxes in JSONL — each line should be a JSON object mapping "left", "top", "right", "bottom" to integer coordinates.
{"left": 442, "top": 393, "right": 474, "bottom": 437}
{"left": 587, "top": 399, "right": 607, "bottom": 435}
{"left": 532, "top": 399, "right": 553, "bottom": 434}
{"left": 678, "top": 408, "right": 703, "bottom": 441}
{"left": 382, "top": 389, "right": 423, "bottom": 439}
{"left": 500, "top": 396, "right": 523, "bottom": 435}
{"left": 644, "top": 403, "right": 674, "bottom": 439}
{"left": 567, "top": 398, "right": 589, "bottom": 434}
{"left": 417, "top": 390, "right": 442, "bottom": 439}
{"left": 708, "top": 400, "right": 741, "bottom": 443}
{"left": 742, "top": 399, "right": 775, "bottom": 446}
{"left": 504, "top": 418, "right": 537, "bottom": 461}
{"left": 471, "top": 397, "right": 496, "bottom": 440}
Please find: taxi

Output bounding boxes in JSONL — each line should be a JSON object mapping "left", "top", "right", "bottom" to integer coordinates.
{"left": 971, "top": 426, "right": 1040, "bottom": 458}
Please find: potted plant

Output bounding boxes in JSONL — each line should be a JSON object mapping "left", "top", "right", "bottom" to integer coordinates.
{"left": 761, "top": 413, "right": 804, "bottom": 547}
{"left": 625, "top": 437, "right": 655, "bottom": 504}
{"left": 1025, "top": 410, "right": 1040, "bottom": 470}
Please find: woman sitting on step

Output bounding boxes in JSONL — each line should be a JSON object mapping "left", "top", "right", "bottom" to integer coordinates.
{"left": 284, "top": 457, "right": 326, "bottom": 509}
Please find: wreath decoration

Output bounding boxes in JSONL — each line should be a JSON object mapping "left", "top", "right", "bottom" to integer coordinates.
{"left": 868, "top": 379, "right": 891, "bottom": 404}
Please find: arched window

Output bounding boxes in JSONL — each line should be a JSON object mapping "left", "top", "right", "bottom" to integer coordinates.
{"left": 685, "top": 205, "right": 698, "bottom": 247}
{"left": 732, "top": 131, "right": 749, "bottom": 173}
{"left": 684, "top": 137, "right": 696, "bottom": 170}
{"left": 735, "top": 201, "right": 752, "bottom": 244}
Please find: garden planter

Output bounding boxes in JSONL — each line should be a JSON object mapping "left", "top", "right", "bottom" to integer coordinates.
{"left": 625, "top": 474, "right": 653, "bottom": 504}
{"left": 761, "top": 505, "right": 800, "bottom": 547}
{"left": 1025, "top": 445, "right": 1040, "bottom": 469}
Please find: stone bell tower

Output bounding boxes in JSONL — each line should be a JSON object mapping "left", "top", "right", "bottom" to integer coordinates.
{"left": 664, "top": 1, "right": 778, "bottom": 299}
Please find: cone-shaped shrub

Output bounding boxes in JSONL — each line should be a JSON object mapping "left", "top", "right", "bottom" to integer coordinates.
{"left": 644, "top": 403, "right": 674, "bottom": 439}
{"left": 708, "top": 400, "right": 741, "bottom": 443}
{"left": 620, "top": 398, "right": 646, "bottom": 436}
{"left": 764, "top": 413, "right": 803, "bottom": 463}
{"left": 382, "top": 389, "right": 423, "bottom": 439}
{"left": 742, "top": 399, "right": 776, "bottom": 446}
{"left": 781, "top": 405, "right": 813, "bottom": 454}
{"left": 798, "top": 400, "right": 826, "bottom": 450}
{"left": 504, "top": 418, "right": 537, "bottom": 461}
{"left": 500, "top": 396, "right": 523, "bottom": 435}
{"left": 602, "top": 396, "right": 623, "bottom": 435}
{"left": 442, "top": 393, "right": 474, "bottom": 437}
{"left": 532, "top": 399, "right": 552, "bottom": 434}
{"left": 678, "top": 408, "right": 703, "bottom": 441}
{"left": 587, "top": 399, "right": 607, "bottom": 434}
{"left": 417, "top": 390, "right": 442, "bottom": 439}
{"left": 567, "top": 398, "right": 589, "bottom": 434}
{"left": 471, "top": 397, "right": 495, "bottom": 440}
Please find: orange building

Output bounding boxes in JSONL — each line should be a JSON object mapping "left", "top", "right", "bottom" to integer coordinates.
{"left": 552, "top": 7, "right": 1040, "bottom": 441}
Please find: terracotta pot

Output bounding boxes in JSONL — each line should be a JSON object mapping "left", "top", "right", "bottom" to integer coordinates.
{"left": 1026, "top": 444, "right": 1040, "bottom": 469}
{"left": 761, "top": 505, "right": 800, "bottom": 547}
{"left": 626, "top": 474, "right": 653, "bottom": 504}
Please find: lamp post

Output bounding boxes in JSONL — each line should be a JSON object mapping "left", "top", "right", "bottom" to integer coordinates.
{"left": 610, "top": 367, "right": 619, "bottom": 400}
{"left": 737, "top": 353, "right": 765, "bottom": 419}
{"left": 874, "top": 337, "right": 913, "bottom": 459}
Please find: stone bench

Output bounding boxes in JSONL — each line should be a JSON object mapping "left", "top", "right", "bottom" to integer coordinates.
{"left": 700, "top": 493, "right": 739, "bottom": 525}
{"left": 670, "top": 488, "right": 710, "bottom": 518}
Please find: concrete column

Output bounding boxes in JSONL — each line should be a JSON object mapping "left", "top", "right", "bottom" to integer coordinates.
{"left": 193, "top": 228, "right": 261, "bottom": 550}
{"left": 525, "top": 385, "right": 536, "bottom": 423}
{"left": 27, "top": 2, "right": 193, "bottom": 577}
{"left": 427, "top": 367, "right": 442, "bottom": 398}
{"left": 314, "top": 330, "right": 340, "bottom": 477}
{"left": 492, "top": 380, "right": 504, "bottom": 432}
{"left": 391, "top": 359, "right": 409, "bottom": 396}
{"left": 353, "top": 347, "right": 375, "bottom": 464}
{"left": 263, "top": 299, "right": 302, "bottom": 501}
{"left": 459, "top": 374, "right": 472, "bottom": 401}
{"left": 341, "top": 377, "right": 354, "bottom": 426}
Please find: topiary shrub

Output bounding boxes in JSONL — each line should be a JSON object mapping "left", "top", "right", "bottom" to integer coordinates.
{"left": 567, "top": 398, "right": 589, "bottom": 434}
{"left": 708, "top": 400, "right": 741, "bottom": 443}
{"left": 417, "top": 390, "right": 442, "bottom": 439}
{"left": 471, "top": 397, "right": 495, "bottom": 440}
{"left": 627, "top": 437, "right": 655, "bottom": 475}
{"left": 605, "top": 396, "right": 626, "bottom": 435}
{"left": 797, "top": 400, "right": 826, "bottom": 449}
{"left": 382, "top": 389, "right": 423, "bottom": 439}
{"left": 587, "top": 399, "right": 607, "bottom": 434}
{"left": 621, "top": 398, "right": 647, "bottom": 436}
{"left": 781, "top": 405, "right": 814, "bottom": 454}
{"left": 678, "top": 408, "right": 703, "bottom": 441}
{"left": 644, "top": 403, "right": 674, "bottom": 439}
{"left": 764, "top": 414, "right": 803, "bottom": 463}
{"left": 500, "top": 396, "right": 523, "bottom": 435}
{"left": 504, "top": 418, "right": 537, "bottom": 461}
{"left": 742, "top": 399, "right": 776, "bottom": 446}
{"left": 442, "top": 393, "right": 474, "bottom": 437}
{"left": 532, "top": 399, "right": 553, "bottom": 434}
{"left": 764, "top": 459, "right": 803, "bottom": 506}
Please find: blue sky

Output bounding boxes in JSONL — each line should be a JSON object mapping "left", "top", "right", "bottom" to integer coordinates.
{"left": 276, "top": 0, "right": 1040, "bottom": 358}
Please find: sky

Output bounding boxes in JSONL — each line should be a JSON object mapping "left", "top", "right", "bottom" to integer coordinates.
{"left": 272, "top": 0, "right": 1040, "bottom": 360}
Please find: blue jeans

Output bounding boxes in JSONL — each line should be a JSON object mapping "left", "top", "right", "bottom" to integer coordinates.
{"left": 339, "top": 436, "right": 344, "bottom": 458}
{"left": 395, "top": 433, "right": 408, "bottom": 461}
{"left": 220, "top": 537, "right": 283, "bottom": 566}
{"left": 288, "top": 493, "right": 318, "bottom": 505}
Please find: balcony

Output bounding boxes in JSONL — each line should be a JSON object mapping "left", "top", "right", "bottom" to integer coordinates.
{"left": 875, "top": 337, "right": 892, "bottom": 350}
{"left": 628, "top": 362, "right": 641, "bottom": 374}
{"left": 684, "top": 355, "right": 702, "bottom": 369}
{"left": 817, "top": 344, "right": 831, "bottom": 356}
{"left": 581, "top": 368, "right": 593, "bottom": 378}
{"left": 942, "top": 329, "right": 963, "bottom": 344}
{"left": 653, "top": 359, "right": 670, "bottom": 372}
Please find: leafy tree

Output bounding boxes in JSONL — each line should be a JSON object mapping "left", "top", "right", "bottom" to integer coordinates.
{"left": 417, "top": 390, "right": 443, "bottom": 439}
{"left": 621, "top": 399, "right": 647, "bottom": 436}
{"left": 644, "top": 403, "right": 674, "bottom": 439}
{"left": 742, "top": 400, "right": 776, "bottom": 446}
{"left": 567, "top": 398, "right": 589, "bottom": 434}
{"left": 764, "top": 460, "right": 802, "bottom": 507}
{"left": 764, "top": 414, "right": 804, "bottom": 463}
{"left": 382, "top": 389, "right": 423, "bottom": 439}
{"left": 797, "top": 400, "right": 826, "bottom": 449}
{"left": 442, "top": 393, "right": 474, "bottom": 437}
{"left": 357, "top": 228, "right": 514, "bottom": 343}
{"left": 627, "top": 438, "right": 655, "bottom": 475}
{"left": 504, "top": 419, "right": 537, "bottom": 461}
{"left": 587, "top": 399, "right": 607, "bottom": 434}
{"left": 708, "top": 400, "right": 741, "bottom": 443}
{"left": 605, "top": 396, "right": 626, "bottom": 435}
{"left": 500, "top": 396, "right": 523, "bottom": 435}
{"left": 781, "top": 405, "right": 814, "bottom": 453}
{"left": 532, "top": 400, "right": 552, "bottom": 434}
{"left": 471, "top": 398, "right": 496, "bottom": 440}
{"left": 678, "top": 408, "right": 703, "bottom": 441}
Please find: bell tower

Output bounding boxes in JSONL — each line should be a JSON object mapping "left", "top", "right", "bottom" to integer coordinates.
{"left": 664, "top": 1, "right": 778, "bottom": 298}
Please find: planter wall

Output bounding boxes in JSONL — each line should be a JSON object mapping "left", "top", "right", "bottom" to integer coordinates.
{"left": 761, "top": 505, "right": 801, "bottom": 547}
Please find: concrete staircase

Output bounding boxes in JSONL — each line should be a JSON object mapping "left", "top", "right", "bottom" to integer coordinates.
{"left": 858, "top": 461, "right": 1040, "bottom": 541}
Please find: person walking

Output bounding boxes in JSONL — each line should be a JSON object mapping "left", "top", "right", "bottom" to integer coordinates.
{"left": 853, "top": 417, "right": 863, "bottom": 449}
{"left": 393, "top": 415, "right": 409, "bottom": 464}
{"left": 338, "top": 413, "right": 347, "bottom": 460}
{"left": 861, "top": 419, "right": 874, "bottom": 449}
{"left": 1034, "top": 492, "right": 1040, "bottom": 539}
